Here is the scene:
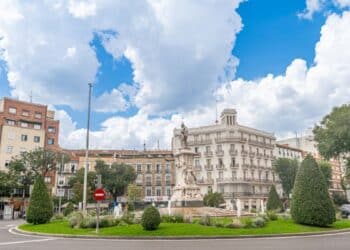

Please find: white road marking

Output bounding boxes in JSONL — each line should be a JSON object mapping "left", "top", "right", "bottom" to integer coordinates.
{"left": 0, "top": 238, "right": 56, "bottom": 246}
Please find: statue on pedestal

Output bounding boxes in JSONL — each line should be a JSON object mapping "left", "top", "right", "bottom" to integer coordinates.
{"left": 180, "top": 122, "right": 189, "bottom": 148}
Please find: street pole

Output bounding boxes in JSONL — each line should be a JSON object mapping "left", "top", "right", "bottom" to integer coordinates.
{"left": 58, "top": 154, "right": 63, "bottom": 214}
{"left": 83, "top": 83, "right": 93, "bottom": 213}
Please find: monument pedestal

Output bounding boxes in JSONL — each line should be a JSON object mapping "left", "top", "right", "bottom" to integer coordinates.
{"left": 170, "top": 146, "right": 203, "bottom": 208}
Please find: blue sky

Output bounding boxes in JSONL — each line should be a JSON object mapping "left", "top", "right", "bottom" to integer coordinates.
{"left": 1, "top": 0, "right": 349, "bottom": 149}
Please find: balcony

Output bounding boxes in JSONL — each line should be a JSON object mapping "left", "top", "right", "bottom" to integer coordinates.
{"left": 204, "top": 164, "right": 213, "bottom": 171}
{"left": 229, "top": 149, "right": 238, "bottom": 156}
{"left": 256, "top": 153, "right": 264, "bottom": 158}
{"left": 194, "top": 165, "right": 202, "bottom": 171}
{"left": 241, "top": 150, "right": 248, "bottom": 157}
{"left": 136, "top": 179, "right": 143, "bottom": 185}
{"left": 230, "top": 163, "right": 239, "bottom": 169}
{"left": 248, "top": 139, "right": 274, "bottom": 149}
{"left": 146, "top": 182, "right": 152, "bottom": 186}
{"left": 249, "top": 152, "right": 255, "bottom": 157}
{"left": 188, "top": 139, "right": 212, "bottom": 146}
{"left": 194, "top": 152, "right": 202, "bottom": 157}
{"left": 156, "top": 181, "right": 162, "bottom": 186}
{"left": 215, "top": 136, "right": 247, "bottom": 143}
{"left": 197, "top": 178, "right": 214, "bottom": 185}
{"left": 216, "top": 164, "right": 225, "bottom": 170}
{"left": 215, "top": 150, "right": 224, "bottom": 157}
{"left": 242, "top": 163, "right": 250, "bottom": 169}
{"left": 204, "top": 151, "right": 213, "bottom": 157}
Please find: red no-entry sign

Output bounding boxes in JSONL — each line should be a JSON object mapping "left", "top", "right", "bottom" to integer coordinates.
{"left": 93, "top": 188, "right": 105, "bottom": 201}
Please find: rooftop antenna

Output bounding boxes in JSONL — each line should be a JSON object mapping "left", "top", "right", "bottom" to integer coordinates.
{"left": 29, "top": 91, "right": 33, "bottom": 103}
{"left": 215, "top": 98, "right": 219, "bottom": 124}
{"left": 143, "top": 140, "right": 146, "bottom": 151}
{"left": 157, "top": 139, "right": 160, "bottom": 150}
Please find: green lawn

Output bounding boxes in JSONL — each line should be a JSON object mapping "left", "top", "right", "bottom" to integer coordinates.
{"left": 19, "top": 219, "right": 350, "bottom": 237}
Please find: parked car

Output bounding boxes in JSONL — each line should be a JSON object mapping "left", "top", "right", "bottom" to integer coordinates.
{"left": 340, "top": 204, "right": 350, "bottom": 219}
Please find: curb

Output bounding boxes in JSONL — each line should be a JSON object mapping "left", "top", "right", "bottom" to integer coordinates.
{"left": 13, "top": 226, "right": 350, "bottom": 240}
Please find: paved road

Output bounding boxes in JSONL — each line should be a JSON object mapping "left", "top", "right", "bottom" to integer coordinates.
{"left": 1, "top": 220, "right": 350, "bottom": 250}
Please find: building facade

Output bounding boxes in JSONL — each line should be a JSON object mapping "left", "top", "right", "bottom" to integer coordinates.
{"left": 274, "top": 144, "right": 303, "bottom": 161}
{"left": 0, "top": 98, "right": 60, "bottom": 190}
{"left": 277, "top": 135, "right": 344, "bottom": 194}
{"left": 60, "top": 150, "right": 175, "bottom": 203}
{"left": 172, "top": 109, "right": 280, "bottom": 211}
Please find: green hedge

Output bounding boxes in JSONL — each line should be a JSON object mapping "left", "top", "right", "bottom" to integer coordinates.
{"left": 141, "top": 205, "right": 161, "bottom": 231}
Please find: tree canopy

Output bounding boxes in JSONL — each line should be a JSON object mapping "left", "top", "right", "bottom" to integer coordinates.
{"left": 68, "top": 168, "right": 96, "bottom": 204}
{"left": 318, "top": 161, "right": 332, "bottom": 188}
{"left": 313, "top": 104, "right": 350, "bottom": 178}
{"left": 95, "top": 160, "right": 136, "bottom": 201}
{"left": 273, "top": 158, "right": 299, "bottom": 198}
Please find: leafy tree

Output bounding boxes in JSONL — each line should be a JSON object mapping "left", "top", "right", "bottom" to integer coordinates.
{"left": 291, "top": 155, "right": 335, "bottom": 226}
{"left": 313, "top": 104, "right": 350, "bottom": 180}
{"left": 273, "top": 158, "right": 299, "bottom": 198}
{"left": 127, "top": 183, "right": 143, "bottom": 210}
{"left": 0, "top": 171, "right": 18, "bottom": 196}
{"left": 68, "top": 168, "right": 96, "bottom": 203}
{"left": 203, "top": 192, "right": 225, "bottom": 208}
{"left": 26, "top": 176, "right": 53, "bottom": 224}
{"left": 141, "top": 205, "right": 161, "bottom": 231}
{"left": 266, "top": 185, "right": 283, "bottom": 212}
{"left": 318, "top": 161, "right": 332, "bottom": 188}
{"left": 95, "top": 160, "right": 136, "bottom": 202}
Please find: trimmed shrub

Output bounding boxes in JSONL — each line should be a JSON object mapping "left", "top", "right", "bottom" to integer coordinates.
{"left": 68, "top": 211, "right": 84, "bottom": 228}
{"left": 26, "top": 176, "right": 53, "bottom": 224}
{"left": 141, "top": 205, "right": 161, "bottom": 231}
{"left": 199, "top": 215, "right": 212, "bottom": 226}
{"left": 121, "top": 211, "right": 135, "bottom": 224}
{"left": 63, "top": 202, "right": 74, "bottom": 217}
{"left": 242, "top": 217, "right": 254, "bottom": 228}
{"left": 161, "top": 214, "right": 184, "bottom": 223}
{"left": 291, "top": 155, "right": 336, "bottom": 226}
{"left": 266, "top": 211, "right": 278, "bottom": 221}
{"left": 266, "top": 185, "right": 283, "bottom": 212}
{"left": 51, "top": 213, "right": 64, "bottom": 222}
{"left": 252, "top": 217, "right": 266, "bottom": 228}
{"left": 226, "top": 218, "right": 243, "bottom": 228}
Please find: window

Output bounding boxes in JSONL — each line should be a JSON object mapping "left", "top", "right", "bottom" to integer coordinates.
{"left": 231, "top": 157, "right": 236, "bottom": 166}
{"left": 195, "top": 159, "right": 200, "bottom": 166}
{"left": 137, "top": 164, "right": 142, "bottom": 173}
{"left": 232, "top": 171, "right": 236, "bottom": 180}
{"left": 194, "top": 147, "right": 199, "bottom": 153}
{"left": 156, "top": 188, "right": 161, "bottom": 196}
{"left": 146, "top": 164, "right": 151, "bottom": 173}
{"left": 48, "top": 126, "right": 55, "bottom": 133}
{"left": 146, "top": 176, "right": 152, "bottom": 186}
{"left": 22, "top": 110, "right": 29, "bottom": 116}
{"left": 34, "top": 136, "right": 40, "bottom": 143}
{"left": 7, "top": 132, "right": 15, "bottom": 140}
{"left": 5, "top": 161, "right": 10, "bottom": 167}
{"left": 218, "top": 171, "right": 223, "bottom": 179}
{"left": 165, "top": 164, "right": 170, "bottom": 173}
{"left": 33, "top": 124, "right": 41, "bottom": 129}
{"left": 217, "top": 144, "right": 222, "bottom": 151}
{"left": 6, "top": 120, "right": 15, "bottom": 126}
{"left": 208, "top": 186, "right": 212, "bottom": 193}
{"left": 47, "top": 138, "right": 54, "bottom": 145}
{"left": 165, "top": 175, "right": 171, "bottom": 185}
{"left": 166, "top": 187, "right": 171, "bottom": 196}
{"left": 146, "top": 188, "right": 152, "bottom": 196}
{"left": 44, "top": 176, "right": 51, "bottom": 184}
{"left": 156, "top": 164, "right": 161, "bottom": 173}
{"left": 21, "top": 134, "right": 28, "bottom": 141}
{"left": 9, "top": 107, "right": 16, "bottom": 114}
{"left": 206, "top": 159, "right": 211, "bottom": 167}
{"left": 230, "top": 144, "right": 235, "bottom": 150}
{"left": 218, "top": 158, "right": 223, "bottom": 166}
{"left": 35, "top": 112, "right": 42, "bottom": 119}
{"left": 205, "top": 146, "right": 211, "bottom": 153}
{"left": 156, "top": 175, "right": 161, "bottom": 186}
{"left": 21, "top": 122, "right": 28, "bottom": 128}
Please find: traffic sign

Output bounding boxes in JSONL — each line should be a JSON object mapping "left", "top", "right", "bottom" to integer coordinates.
{"left": 93, "top": 188, "right": 105, "bottom": 201}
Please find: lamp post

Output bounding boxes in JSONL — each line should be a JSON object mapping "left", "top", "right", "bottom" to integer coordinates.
{"left": 82, "top": 83, "right": 93, "bottom": 213}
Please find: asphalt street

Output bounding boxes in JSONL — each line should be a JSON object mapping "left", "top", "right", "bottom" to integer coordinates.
{"left": 1, "top": 220, "right": 350, "bottom": 250}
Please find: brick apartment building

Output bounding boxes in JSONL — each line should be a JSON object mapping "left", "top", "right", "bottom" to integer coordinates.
{"left": 0, "top": 97, "right": 60, "bottom": 191}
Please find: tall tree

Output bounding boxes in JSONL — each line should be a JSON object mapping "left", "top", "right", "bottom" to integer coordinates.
{"left": 0, "top": 171, "right": 18, "bottom": 196}
{"left": 273, "top": 158, "right": 299, "bottom": 198}
{"left": 313, "top": 104, "right": 350, "bottom": 180}
{"left": 266, "top": 185, "right": 283, "bottom": 212}
{"left": 95, "top": 160, "right": 136, "bottom": 202}
{"left": 68, "top": 168, "right": 96, "bottom": 203}
{"left": 318, "top": 161, "right": 332, "bottom": 188}
{"left": 291, "top": 155, "right": 335, "bottom": 226}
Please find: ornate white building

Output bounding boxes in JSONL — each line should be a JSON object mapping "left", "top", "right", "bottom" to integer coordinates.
{"left": 172, "top": 109, "right": 280, "bottom": 211}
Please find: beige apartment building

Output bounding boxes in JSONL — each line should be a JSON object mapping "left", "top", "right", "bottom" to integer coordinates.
{"left": 274, "top": 143, "right": 303, "bottom": 161}
{"left": 0, "top": 97, "right": 60, "bottom": 190}
{"left": 172, "top": 109, "right": 280, "bottom": 211}
{"left": 61, "top": 150, "right": 175, "bottom": 202}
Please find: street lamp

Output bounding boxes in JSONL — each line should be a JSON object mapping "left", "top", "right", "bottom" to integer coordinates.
{"left": 83, "top": 83, "right": 93, "bottom": 213}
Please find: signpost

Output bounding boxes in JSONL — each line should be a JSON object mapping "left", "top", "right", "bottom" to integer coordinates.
{"left": 93, "top": 175, "right": 104, "bottom": 233}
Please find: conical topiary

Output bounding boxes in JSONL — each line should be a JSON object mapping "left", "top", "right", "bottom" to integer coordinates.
{"left": 266, "top": 185, "right": 283, "bottom": 212}
{"left": 291, "top": 155, "right": 335, "bottom": 226}
{"left": 26, "top": 176, "right": 53, "bottom": 224}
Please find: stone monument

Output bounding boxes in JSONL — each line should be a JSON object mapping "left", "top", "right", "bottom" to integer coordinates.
{"left": 170, "top": 122, "right": 203, "bottom": 207}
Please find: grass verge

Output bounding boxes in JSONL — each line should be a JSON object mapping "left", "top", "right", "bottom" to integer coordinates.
{"left": 19, "top": 219, "right": 350, "bottom": 237}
